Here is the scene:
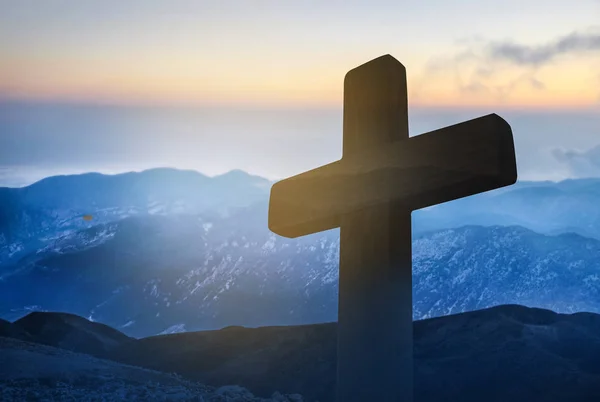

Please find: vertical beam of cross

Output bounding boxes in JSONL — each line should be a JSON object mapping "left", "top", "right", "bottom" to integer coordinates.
{"left": 337, "top": 56, "right": 412, "bottom": 402}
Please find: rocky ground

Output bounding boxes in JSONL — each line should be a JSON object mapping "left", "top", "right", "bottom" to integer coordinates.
{"left": 0, "top": 336, "right": 303, "bottom": 402}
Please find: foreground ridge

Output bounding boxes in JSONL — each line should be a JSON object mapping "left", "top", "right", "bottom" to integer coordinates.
{"left": 2, "top": 304, "right": 600, "bottom": 402}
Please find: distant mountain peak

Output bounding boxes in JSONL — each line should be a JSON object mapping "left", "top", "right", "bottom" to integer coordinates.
{"left": 216, "top": 169, "right": 249, "bottom": 177}
{"left": 213, "top": 169, "right": 272, "bottom": 183}
{"left": 15, "top": 167, "right": 271, "bottom": 191}
{"left": 134, "top": 167, "right": 209, "bottom": 179}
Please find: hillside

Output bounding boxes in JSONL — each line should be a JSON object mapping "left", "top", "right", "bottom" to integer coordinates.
{"left": 0, "top": 336, "right": 302, "bottom": 401}
{"left": 13, "top": 311, "right": 133, "bottom": 357}
{"left": 108, "top": 304, "right": 600, "bottom": 402}
{"left": 2, "top": 305, "right": 599, "bottom": 401}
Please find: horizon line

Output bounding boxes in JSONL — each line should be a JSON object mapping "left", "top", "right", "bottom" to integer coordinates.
{"left": 1, "top": 167, "right": 278, "bottom": 190}
{"left": 3, "top": 166, "right": 598, "bottom": 190}
{"left": 1, "top": 94, "right": 598, "bottom": 113}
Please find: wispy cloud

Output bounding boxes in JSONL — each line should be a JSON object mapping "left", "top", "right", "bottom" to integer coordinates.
{"left": 553, "top": 145, "right": 600, "bottom": 178}
{"left": 412, "top": 27, "right": 600, "bottom": 105}
{"left": 486, "top": 29, "right": 600, "bottom": 66}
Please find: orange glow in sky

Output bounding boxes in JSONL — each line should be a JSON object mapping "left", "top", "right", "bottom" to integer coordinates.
{"left": 1, "top": 0, "right": 599, "bottom": 110}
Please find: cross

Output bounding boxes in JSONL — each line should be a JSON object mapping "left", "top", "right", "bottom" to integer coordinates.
{"left": 268, "top": 55, "right": 517, "bottom": 402}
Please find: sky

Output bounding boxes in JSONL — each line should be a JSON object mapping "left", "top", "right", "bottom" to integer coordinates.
{"left": 0, "top": 0, "right": 599, "bottom": 186}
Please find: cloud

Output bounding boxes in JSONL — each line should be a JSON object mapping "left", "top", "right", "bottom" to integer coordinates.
{"left": 553, "top": 145, "right": 600, "bottom": 178}
{"left": 487, "top": 29, "right": 600, "bottom": 67}
{"left": 414, "top": 27, "right": 600, "bottom": 103}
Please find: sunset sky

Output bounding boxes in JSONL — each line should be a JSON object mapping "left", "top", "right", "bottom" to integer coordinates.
{"left": 0, "top": 0, "right": 599, "bottom": 185}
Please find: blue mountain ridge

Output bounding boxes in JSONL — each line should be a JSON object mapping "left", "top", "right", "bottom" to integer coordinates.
{"left": 1, "top": 169, "right": 600, "bottom": 337}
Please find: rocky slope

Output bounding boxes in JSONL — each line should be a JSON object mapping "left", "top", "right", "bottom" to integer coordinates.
{"left": 0, "top": 336, "right": 302, "bottom": 401}
{"left": 3, "top": 207, "right": 600, "bottom": 338}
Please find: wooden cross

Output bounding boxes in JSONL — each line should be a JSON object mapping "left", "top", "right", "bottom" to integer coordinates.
{"left": 268, "top": 54, "right": 517, "bottom": 402}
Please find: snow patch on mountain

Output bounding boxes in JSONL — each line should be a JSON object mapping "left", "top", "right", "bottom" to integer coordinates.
{"left": 158, "top": 324, "right": 186, "bottom": 335}
{"left": 7, "top": 242, "right": 23, "bottom": 257}
{"left": 121, "top": 320, "right": 135, "bottom": 328}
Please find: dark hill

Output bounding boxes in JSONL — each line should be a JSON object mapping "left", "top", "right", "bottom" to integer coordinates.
{"left": 109, "top": 304, "right": 600, "bottom": 402}
{"left": 13, "top": 311, "right": 132, "bottom": 357}
{"left": 0, "top": 336, "right": 297, "bottom": 401}
{"left": 3, "top": 305, "right": 600, "bottom": 401}
{"left": 0, "top": 318, "right": 32, "bottom": 341}
{"left": 0, "top": 319, "right": 11, "bottom": 334}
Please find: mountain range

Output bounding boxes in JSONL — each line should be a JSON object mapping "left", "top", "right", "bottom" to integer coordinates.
{"left": 2, "top": 304, "right": 600, "bottom": 402}
{"left": 2, "top": 169, "right": 600, "bottom": 337}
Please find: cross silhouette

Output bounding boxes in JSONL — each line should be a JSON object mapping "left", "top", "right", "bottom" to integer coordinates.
{"left": 268, "top": 54, "right": 517, "bottom": 402}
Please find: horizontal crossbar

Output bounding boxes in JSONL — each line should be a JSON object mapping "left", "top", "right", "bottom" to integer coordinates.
{"left": 269, "top": 113, "right": 517, "bottom": 238}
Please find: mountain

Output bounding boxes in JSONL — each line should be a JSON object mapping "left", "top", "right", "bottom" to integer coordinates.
{"left": 103, "top": 304, "right": 600, "bottom": 402}
{"left": 4, "top": 169, "right": 600, "bottom": 337}
{"left": 0, "top": 168, "right": 272, "bottom": 269}
{"left": 411, "top": 225, "right": 600, "bottom": 319}
{"left": 0, "top": 318, "right": 32, "bottom": 341}
{"left": 3, "top": 202, "right": 600, "bottom": 337}
{"left": 0, "top": 204, "right": 339, "bottom": 336}
{"left": 12, "top": 311, "right": 133, "bottom": 357}
{"left": 5, "top": 169, "right": 600, "bottom": 267}
{"left": 3, "top": 305, "right": 599, "bottom": 401}
{"left": 413, "top": 178, "right": 600, "bottom": 239}
{"left": 0, "top": 336, "right": 302, "bottom": 402}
